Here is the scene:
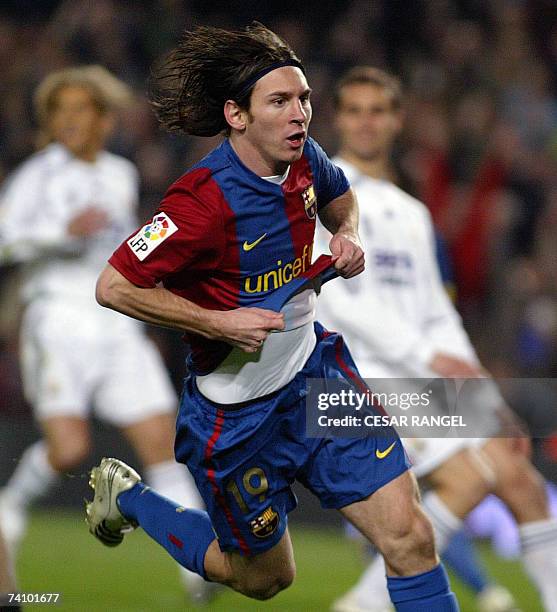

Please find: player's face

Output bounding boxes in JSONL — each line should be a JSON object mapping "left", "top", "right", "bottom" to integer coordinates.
{"left": 47, "top": 86, "right": 110, "bottom": 161}
{"left": 243, "top": 66, "right": 312, "bottom": 175}
{"left": 336, "top": 83, "right": 402, "bottom": 161}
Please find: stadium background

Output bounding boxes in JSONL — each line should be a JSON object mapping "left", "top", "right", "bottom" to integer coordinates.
{"left": 0, "top": 1, "right": 556, "bottom": 610}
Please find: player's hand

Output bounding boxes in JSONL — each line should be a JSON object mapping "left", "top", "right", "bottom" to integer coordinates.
{"left": 329, "top": 231, "right": 365, "bottom": 278}
{"left": 428, "top": 352, "right": 485, "bottom": 378}
{"left": 67, "top": 207, "right": 109, "bottom": 237}
{"left": 211, "top": 307, "right": 285, "bottom": 353}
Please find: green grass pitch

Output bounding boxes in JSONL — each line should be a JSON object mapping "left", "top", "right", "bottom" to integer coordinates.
{"left": 16, "top": 511, "right": 542, "bottom": 611}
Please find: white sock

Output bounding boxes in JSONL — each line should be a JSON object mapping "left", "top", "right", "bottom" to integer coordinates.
{"left": 519, "top": 518, "right": 557, "bottom": 612}
{"left": 421, "top": 491, "right": 462, "bottom": 553}
{"left": 341, "top": 492, "right": 462, "bottom": 610}
{"left": 0, "top": 525, "right": 17, "bottom": 592}
{"left": 2, "top": 441, "right": 59, "bottom": 509}
{"left": 347, "top": 554, "right": 392, "bottom": 611}
{"left": 144, "top": 460, "right": 203, "bottom": 510}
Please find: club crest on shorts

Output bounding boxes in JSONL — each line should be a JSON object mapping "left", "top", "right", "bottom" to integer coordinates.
{"left": 127, "top": 212, "right": 178, "bottom": 261}
{"left": 249, "top": 506, "right": 279, "bottom": 538}
{"left": 302, "top": 184, "right": 317, "bottom": 219}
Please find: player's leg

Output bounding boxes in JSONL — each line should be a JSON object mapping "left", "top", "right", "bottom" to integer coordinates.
{"left": 331, "top": 439, "right": 493, "bottom": 612}
{"left": 480, "top": 437, "right": 557, "bottom": 611}
{"left": 17, "top": 301, "right": 96, "bottom": 470}
{"left": 331, "top": 522, "right": 517, "bottom": 612}
{"left": 443, "top": 530, "right": 518, "bottom": 612}
{"left": 0, "top": 417, "right": 90, "bottom": 553}
{"left": 306, "top": 327, "right": 457, "bottom": 610}
{"left": 342, "top": 470, "right": 436, "bottom": 577}
{"left": 86, "top": 456, "right": 296, "bottom": 600}
{"left": 425, "top": 437, "right": 556, "bottom": 609}
{"left": 340, "top": 469, "right": 458, "bottom": 611}
{"left": 87, "top": 368, "right": 304, "bottom": 601}
{"left": 481, "top": 437, "right": 547, "bottom": 522}
{"left": 0, "top": 302, "right": 93, "bottom": 552}
{"left": 424, "top": 444, "right": 494, "bottom": 549}
{"left": 0, "top": 442, "right": 56, "bottom": 553}
{"left": 204, "top": 527, "right": 296, "bottom": 599}
{"left": 442, "top": 530, "right": 489, "bottom": 594}
{"left": 41, "top": 416, "right": 92, "bottom": 471}
{"left": 0, "top": 526, "right": 18, "bottom": 608}
{"left": 119, "top": 414, "right": 213, "bottom": 604}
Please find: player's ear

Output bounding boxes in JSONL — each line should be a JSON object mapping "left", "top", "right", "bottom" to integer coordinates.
{"left": 101, "top": 112, "right": 116, "bottom": 138}
{"left": 224, "top": 100, "right": 247, "bottom": 132}
{"left": 393, "top": 108, "right": 405, "bottom": 135}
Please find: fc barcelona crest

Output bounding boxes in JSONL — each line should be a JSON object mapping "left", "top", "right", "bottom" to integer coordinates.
{"left": 249, "top": 506, "right": 279, "bottom": 538}
{"left": 302, "top": 184, "right": 317, "bottom": 219}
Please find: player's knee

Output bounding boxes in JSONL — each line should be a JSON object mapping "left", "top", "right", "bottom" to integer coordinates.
{"left": 240, "top": 565, "right": 295, "bottom": 600}
{"left": 411, "top": 510, "right": 436, "bottom": 557}
{"left": 48, "top": 439, "right": 91, "bottom": 472}
{"left": 498, "top": 463, "right": 545, "bottom": 506}
{"left": 122, "top": 415, "right": 175, "bottom": 465}
{"left": 244, "top": 579, "right": 291, "bottom": 601}
{"left": 405, "top": 508, "right": 435, "bottom": 554}
{"left": 430, "top": 448, "right": 495, "bottom": 502}
{"left": 380, "top": 505, "right": 435, "bottom": 565}
{"left": 142, "top": 426, "right": 175, "bottom": 461}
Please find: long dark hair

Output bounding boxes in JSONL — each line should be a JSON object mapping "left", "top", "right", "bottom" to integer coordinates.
{"left": 149, "top": 22, "right": 303, "bottom": 137}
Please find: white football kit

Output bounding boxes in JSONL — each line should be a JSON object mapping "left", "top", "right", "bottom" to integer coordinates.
{"left": 316, "top": 157, "right": 502, "bottom": 476}
{"left": 0, "top": 143, "right": 176, "bottom": 424}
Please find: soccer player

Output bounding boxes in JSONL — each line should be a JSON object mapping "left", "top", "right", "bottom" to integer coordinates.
{"left": 0, "top": 66, "right": 210, "bottom": 603}
{"left": 317, "top": 66, "right": 557, "bottom": 612}
{"left": 84, "top": 24, "right": 460, "bottom": 611}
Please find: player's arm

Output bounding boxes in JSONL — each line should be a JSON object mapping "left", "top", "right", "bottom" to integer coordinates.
{"left": 103, "top": 181, "right": 286, "bottom": 352}
{"left": 96, "top": 264, "right": 284, "bottom": 353}
{"left": 418, "top": 210, "right": 485, "bottom": 377}
{"left": 428, "top": 353, "right": 485, "bottom": 377}
{"left": 0, "top": 164, "right": 108, "bottom": 263}
{"left": 318, "top": 187, "right": 364, "bottom": 278}
{"left": 0, "top": 167, "right": 68, "bottom": 263}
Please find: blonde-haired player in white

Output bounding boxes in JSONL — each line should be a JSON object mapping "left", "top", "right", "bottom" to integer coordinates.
{"left": 0, "top": 66, "right": 212, "bottom": 604}
{"left": 316, "top": 67, "right": 557, "bottom": 612}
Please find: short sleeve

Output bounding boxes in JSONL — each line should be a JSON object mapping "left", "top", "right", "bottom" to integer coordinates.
{"left": 109, "top": 171, "right": 225, "bottom": 288}
{"left": 304, "top": 137, "right": 350, "bottom": 209}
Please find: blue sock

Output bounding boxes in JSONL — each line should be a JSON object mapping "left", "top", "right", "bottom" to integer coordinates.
{"left": 117, "top": 482, "right": 215, "bottom": 580}
{"left": 387, "top": 563, "right": 459, "bottom": 611}
{"left": 443, "top": 529, "right": 489, "bottom": 594}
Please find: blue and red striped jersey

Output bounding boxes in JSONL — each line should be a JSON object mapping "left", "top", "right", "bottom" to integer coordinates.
{"left": 109, "top": 136, "right": 348, "bottom": 373}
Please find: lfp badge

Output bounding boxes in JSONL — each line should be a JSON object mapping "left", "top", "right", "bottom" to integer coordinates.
{"left": 127, "top": 212, "right": 178, "bottom": 261}
{"left": 144, "top": 215, "right": 172, "bottom": 240}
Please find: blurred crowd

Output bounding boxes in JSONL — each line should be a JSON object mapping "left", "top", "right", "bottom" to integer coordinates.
{"left": 0, "top": 0, "right": 556, "bottom": 416}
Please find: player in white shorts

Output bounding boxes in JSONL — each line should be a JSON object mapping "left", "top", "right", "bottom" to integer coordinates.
{"left": 316, "top": 67, "right": 557, "bottom": 612}
{"left": 0, "top": 66, "right": 212, "bottom": 604}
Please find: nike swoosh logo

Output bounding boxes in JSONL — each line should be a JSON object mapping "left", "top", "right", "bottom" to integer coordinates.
{"left": 243, "top": 233, "right": 267, "bottom": 251}
{"left": 376, "top": 442, "right": 397, "bottom": 459}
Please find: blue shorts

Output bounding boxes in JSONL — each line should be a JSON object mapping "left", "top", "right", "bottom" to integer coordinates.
{"left": 174, "top": 323, "right": 410, "bottom": 556}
